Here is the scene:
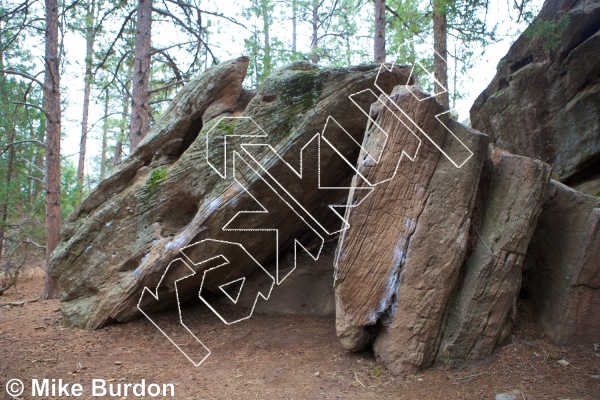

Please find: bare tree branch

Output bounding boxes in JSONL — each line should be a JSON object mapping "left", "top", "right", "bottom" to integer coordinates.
{"left": 0, "top": 0, "right": 30, "bottom": 21}
{"left": 149, "top": 98, "right": 172, "bottom": 105}
{"left": 94, "top": 7, "right": 137, "bottom": 75}
{"left": 164, "top": 0, "right": 248, "bottom": 30}
{"left": 60, "top": 0, "right": 81, "bottom": 17}
{"left": 149, "top": 41, "right": 194, "bottom": 55}
{"left": 98, "top": 49, "right": 131, "bottom": 94}
{"left": 95, "top": 0, "right": 130, "bottom": 31}
{"left": 1, "top": 140, "right": 46, "bottom": 157}
{"left": 148, "top": 79, "right": 184, "bottom": 95}
{"left": 11, "top": 101, "right": 48, "bottom": 116}
{"left": 152, "top": 7, "right": 201, "bottom": 40}
{"left": 0, "top": 69, "right": 45, "bottom": 89}
{"left": 154, "top": 48, "right": 182, "bottom": 81}
{"left": 27, "top": 175, "right": 46, "bottom": 187}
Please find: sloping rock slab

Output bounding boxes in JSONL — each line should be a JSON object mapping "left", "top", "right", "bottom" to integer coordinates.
{"left": 51, "top": 58, "right": 412, "bottom": 329}
{"left": 470, "top": 0, "right": 600, "bottom": 190}
{"left": 523, "top": 180, "right": 600, "bottom": 344}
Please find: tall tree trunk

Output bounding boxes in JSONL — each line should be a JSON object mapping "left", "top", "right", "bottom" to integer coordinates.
{"left": 0, "top": 130, "right": 14, "bottom": 261}
{"left": 0, "top": 144, "right": 13, "bottom": 262}
{"left": 0, "top": 6, "right": 3, "bottom": 72}
{"left": 453, "top": 44, "right": 458, "bottom": 110}
{"left": 100, "top": 91, "right": 109, "bottom": 180}
{"left": 32, "top": 118, "right": 46, "bottom": 205}
{"left": 113, "top": 62, "right": 132, "bottom": 168}
{"left": 0, "top": 106, "right": 15, "bottom": 262}
{"left": 346, "top": 32, "right": 351, "bottom": 65}
{"left": 0, "top": 9, "right": 6, "bottom": 261}
{"left": 292, "top": 0, "right": 297, "bottom": 54}
{"left": 42, "top": 0, "right": 62, "bottom": 300}
{"left": 0, "top": 75, "right": 17, "bottom": 260}
{"left": 261, "top": 0, "right": 271, "bottom": 76}
{"left": 252, "top": 29, "right": 259, "bottom": 85}
{"left": 374, "top": 0, "right": 386, "bottom": 63}
{"left": 129, "top": 0, "right": 152, "bottom": 150}
{"left": 433, "top": 0, "right": 449, "bottom": 109}
{"left": 77, "top": 0, "right": 96, "bottom": 193}
{"left": 113, "top": 141, "right": 122, "bottom": 167}
{"left": 309, "top": 0, "right": 319, "bottom": 63}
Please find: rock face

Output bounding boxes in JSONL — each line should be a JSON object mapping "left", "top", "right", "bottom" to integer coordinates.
{"left": 470, "top": 0, "right": 600, "bottom": 193}
{"left": 236, "top": 253, "right": 335, "bottom": 316}
{"left": 334, "top": 86, "right": 551, "bottom": 373}
{"left": 471, "top": 0, "right": 600, "bottom": 348}
{"left": 51, "top": 57, "right": 413, "bottom": 329}
{"left": 436, "top": 146, "right": 551, "bottom": 366}
{"left": 334, "top": 85, "right": 488, "bottom": 371}
{"left": 523, "top": 180, "right": 600, "bottom": 344}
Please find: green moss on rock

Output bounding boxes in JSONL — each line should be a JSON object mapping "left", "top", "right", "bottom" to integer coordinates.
{"left": 143, "top": 167, "right": 169, "bottom": 208}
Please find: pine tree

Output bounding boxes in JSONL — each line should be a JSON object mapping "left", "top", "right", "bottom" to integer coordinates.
{"left": 433, "top": 0, "right": 449, "bottom": 108}
{"left": 374, "top": 0, "right": 386, "bottom": 63}
{"left": 41, "top": 0, "right": 62, "bottom": 299}
{"left": 129, "top": 0, "right": 152, "bottom": 150}
{"left": 76, "top": 0, "right": 99, "bottom": 193}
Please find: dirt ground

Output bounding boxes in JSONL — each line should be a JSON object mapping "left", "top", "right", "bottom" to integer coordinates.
{"left": 1, "top": 267, "right": 599, "bottom": 400}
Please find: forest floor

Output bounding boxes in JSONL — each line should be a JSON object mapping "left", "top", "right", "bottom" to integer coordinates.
{"left": 1, "top": 266, "right": 599, "bottom": 400}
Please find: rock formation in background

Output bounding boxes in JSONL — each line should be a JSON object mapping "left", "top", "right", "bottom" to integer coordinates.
{"left": 470, "top": 0, "right": 600, "bottom": 195}
{"left": 471, "top": 0, "right": 600, "bottom": 348}
{"left": 51, "top": 57, "right": 413, "bottom": 329}
{"left": 523, "top": 181, "right": 600, "bottom": 344}
{"left": 334, "top": 86, "right": 551, "bottom": 373}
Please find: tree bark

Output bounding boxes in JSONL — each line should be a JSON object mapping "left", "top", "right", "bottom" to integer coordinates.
{"left": 292, "top": 0, "right": 297, "bottom": 54}
{"left": 32, "top": 118, "right": 46, "bottom": 204}
{"left": 0, "top": 123, "right": 15, "bottom": 263}
{"left": 433, "top": 0, "right": 449, "bottom": 109}
{"left": 309, "top": 0, "right": 318, "bottom": 64}
{"left": 77, "top": 0, "right": 96, "bottom": 193}
{"left": 261, "top": 0, "right": 271, "bottom": 76}
{"left": 453, "top": 44, "right": 458, "bottom": 109}
{"left": 42, "top": 0, "right": 62, "bottom": 300}
{"left": 0, "top": 10, "right": 6, "bottom": 261}
{"left": 100, "top": 91, "right": 109, "bottom": 180}
{"left": 114, "top": 61, "right": 132, "bottom": 167}
{"left": 129, "top": 0, "right": 152, "bottom": 150}
{"left": 77, "top": 3, "right": 95, "bottom": 189}
{"left": 374, "top": 0, "right": 386, "bottom": 63}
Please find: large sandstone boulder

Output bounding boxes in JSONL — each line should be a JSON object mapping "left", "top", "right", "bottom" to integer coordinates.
{"left": 470, "top": 0, "right": 600, "bottom": 194}
{"left": 51, "top": 57, "right": 413, "bottom": 329}
{"left": 523, "top": 180, "right": 600, "bottom": 344}
{"left": 436, "top": 146, "right": 551, "bottom": 366}
{"left": 334, "top": 86, "right": 488, "bottom": 371}
{"left": 334, "top": 86, "right": 551, "bottom": 373}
